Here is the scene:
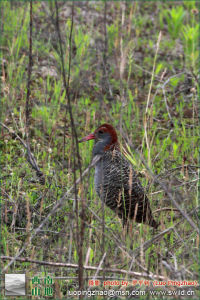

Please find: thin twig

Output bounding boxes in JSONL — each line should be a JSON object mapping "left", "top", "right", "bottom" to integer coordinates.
{"left": 132, "top": 207, "right": 199, "bottom": 258}
{"left": 1, "top": 122, "right": 27, "bottom": 149}
{"left": 161, "top": 72, "right": 185, "bottom": 89}
{"left": 1, "top": 3, "right": 45, "bottom": 184}
{"left": 162, "top": 85, "right": 172, "bottom": 120}
{"left": 132, "top": 226, "right": 174, "bottom": 257}
{"left": 120, "top": 125, "right": 199, "bottom": 234}
{"left": 25, "top": 0, "right": 32, "bottom": 130}
{"left": 2, "top": 155, "right": 101, "bottom": 272}
{"left": 144, "top": 31, "right": 162, "bottom": 166}
{"left": 102, "top": 0, "right": 112, "bottom": 99}
{"left": 145, "top": 31, "right": 162, "bottom": 114}
{"left": 88, "top": 252, "right": 107, "bottom": 291}
{"left": 0, "top": 122, "right": 45, "bottom": 184}
{"left": 54, "top": 1, "right": 85, "bottom": 292}
{"left": 153, "top": 207, "right": 180, "bottom": 214}
{"left": 24, "top": 0, "right": 44, "bottom": 184}
{"left": 1, "top": 255, "right": 166, "bottom": 281}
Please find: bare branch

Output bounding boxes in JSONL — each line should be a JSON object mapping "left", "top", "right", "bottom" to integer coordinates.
{"left": 54, "top": 0, "right": 85, "bottom": 291}
{"left": 1, "top": 255, "right": 166, "bottom": 281}
{"left": 0, "top": 123, "right": 45, "bottom": 185}
{"left": 88, "top": 252, "right": 107, "bottom": 291}
{"left": 2, "top": 155, "right": 101, "bottom": 272}
{"left": 121, "top": 127, "right": 199, "bottom": 234}
{"left": 25, "top": 0, "right": 32, "bottom": 130}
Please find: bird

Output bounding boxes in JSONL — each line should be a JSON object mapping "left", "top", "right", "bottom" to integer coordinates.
{"left": 79, "top": 123, "right": 159, "bottom": 229}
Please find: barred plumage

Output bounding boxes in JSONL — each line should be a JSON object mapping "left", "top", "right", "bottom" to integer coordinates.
{"left": 94, "top": 149, "right": 158, "bottom": 228}
{"left": 80, "top": 123, "right": 159, "bottom": 228}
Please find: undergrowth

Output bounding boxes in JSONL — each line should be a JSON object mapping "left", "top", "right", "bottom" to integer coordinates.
{"left": 1, "top": 2, "right": 199, "bottom": 299}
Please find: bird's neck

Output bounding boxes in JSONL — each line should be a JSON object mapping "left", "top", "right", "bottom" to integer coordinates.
{"left": 92, "top": 136, "right": 112, "bottom": 156}
{"left": 93, "top": 138, "right": 119, "bottom": 156}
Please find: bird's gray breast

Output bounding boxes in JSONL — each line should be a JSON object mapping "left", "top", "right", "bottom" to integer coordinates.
{"left": 94, "top": 152, "right": 121, "bottom": 198}
{"left": 94, "top": 158, "right": 104, "bottom": 197}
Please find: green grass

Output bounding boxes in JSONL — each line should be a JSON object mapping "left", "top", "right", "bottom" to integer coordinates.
{"left": 1, "top": 2, "right": 199, "bottom": 299}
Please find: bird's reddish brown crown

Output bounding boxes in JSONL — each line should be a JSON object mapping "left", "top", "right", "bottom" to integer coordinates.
{"left": 80, "top": 123, "right": 119, "bottom": 151}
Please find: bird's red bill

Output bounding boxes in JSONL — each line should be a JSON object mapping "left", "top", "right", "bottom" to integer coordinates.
{"left": 79, "top": 133, "right": 95, "bottom": 142}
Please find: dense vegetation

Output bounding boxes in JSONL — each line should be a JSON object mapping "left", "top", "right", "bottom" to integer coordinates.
{"left": 1, "top": 1, "right": 199, "bottom": 299}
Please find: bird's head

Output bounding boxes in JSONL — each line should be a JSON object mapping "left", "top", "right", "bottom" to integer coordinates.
{"left": 79, "top": 123, "right": 119, "bottom": 155}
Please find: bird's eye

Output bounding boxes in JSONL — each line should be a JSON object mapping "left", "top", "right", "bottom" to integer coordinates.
{"left": 98, "top": 130, "right": 104, "bottom": 134}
